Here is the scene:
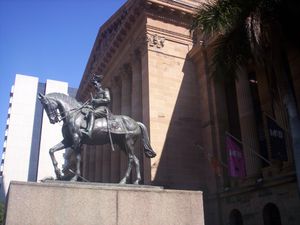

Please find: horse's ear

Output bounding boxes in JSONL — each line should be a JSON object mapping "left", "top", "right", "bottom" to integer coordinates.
{"left": 38, "top": 93, "right": 45, "bottom": 100}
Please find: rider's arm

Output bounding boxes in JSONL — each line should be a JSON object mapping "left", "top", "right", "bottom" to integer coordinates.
{"left": 92, "top": 88, "right": 111, "bottom": 104}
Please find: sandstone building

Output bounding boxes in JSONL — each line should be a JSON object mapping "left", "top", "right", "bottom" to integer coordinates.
{"left": 76, "top": 0, "right": 300, "bottom": 225}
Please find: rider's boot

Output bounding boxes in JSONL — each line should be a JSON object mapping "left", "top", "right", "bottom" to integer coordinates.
{"left": 82, "top": 112, "right": 95, "bottom": 138}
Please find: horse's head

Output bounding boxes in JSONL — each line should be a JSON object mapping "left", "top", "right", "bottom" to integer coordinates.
{"left": 38, "top": 93, "right": 60, "bottom": 124}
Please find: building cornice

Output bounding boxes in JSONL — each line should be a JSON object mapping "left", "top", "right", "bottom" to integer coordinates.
{"left": 77, "top": 0, "right": 142, "bottom": 100}
{"left": 77, "top": 0, "right": 201, "bottom": 101}
{"left": 219, "top": 171, "right": 297, "bottom": 199}
{"left": 147, "top": 0, "right": 201, "bottom": 14}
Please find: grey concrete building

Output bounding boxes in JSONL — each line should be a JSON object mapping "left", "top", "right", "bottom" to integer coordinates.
{"left": 0, "top": 74, "right": 77, "bottom": 201}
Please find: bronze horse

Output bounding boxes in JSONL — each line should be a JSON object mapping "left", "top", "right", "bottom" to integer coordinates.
{"left": 38, "top": 92, "right": 156, "bottom": 184}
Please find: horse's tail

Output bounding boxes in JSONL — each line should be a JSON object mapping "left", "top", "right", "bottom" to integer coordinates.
{"left": 137, "top": 122, "right": 156, "bottom": 158}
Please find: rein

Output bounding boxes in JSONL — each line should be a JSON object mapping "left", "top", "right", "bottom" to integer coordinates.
{"left": 54, "top": 99, "right": 91, "bottom": 123}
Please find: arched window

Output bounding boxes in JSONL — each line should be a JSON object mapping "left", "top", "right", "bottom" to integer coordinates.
{"left": 229, "top": 209, "right": 243, "bottom": 225}
{"left": 263, "top": 203, "right": 282, "bottom": 225}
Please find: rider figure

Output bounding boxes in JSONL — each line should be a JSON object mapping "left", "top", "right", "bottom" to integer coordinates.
{"left": 82, "top": 74, "right": 111, "bottom": 138}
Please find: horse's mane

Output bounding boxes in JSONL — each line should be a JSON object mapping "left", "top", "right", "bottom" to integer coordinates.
{"left": 46, "top": 92, "right": 82, "bottom": 109}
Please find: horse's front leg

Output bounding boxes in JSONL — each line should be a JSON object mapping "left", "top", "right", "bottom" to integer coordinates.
{"left": 49, "top": 140, "right": 70, "bottom": 179}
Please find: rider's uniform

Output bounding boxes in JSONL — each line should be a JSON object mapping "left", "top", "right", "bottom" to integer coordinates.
{"left": 92, "top": 87, "right": 110, "bottom": 118}
{"left": 82, "top": 79, "right": 111, "bottom": 138}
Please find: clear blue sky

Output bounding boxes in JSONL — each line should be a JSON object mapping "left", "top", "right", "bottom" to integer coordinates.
{"left": 0, "top": 0, "right": 127, "bottom": 155}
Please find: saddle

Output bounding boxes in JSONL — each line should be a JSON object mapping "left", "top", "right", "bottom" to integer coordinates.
{"left": 81, "top": 106, "right": 137, "bottom": 134}
{"left": 107, "top": 115, "right": 137, "bottom": 134}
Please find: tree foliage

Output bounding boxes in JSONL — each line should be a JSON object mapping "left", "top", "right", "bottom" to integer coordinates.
{"left": 190, "top": 0, "right": 288, "bottom": 81}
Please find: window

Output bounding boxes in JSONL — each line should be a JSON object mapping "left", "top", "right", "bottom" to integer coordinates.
{"left": 248, "top": 71, "right": 269, "bottom": 166}
{"left": 229, "top": 209, "right": 243, "bottom": 225}
{"left": 263, "top": 203, "right": 282, "bottom": 225}
{"left": 225, "top": 80, "right": 241, "bottom": 139}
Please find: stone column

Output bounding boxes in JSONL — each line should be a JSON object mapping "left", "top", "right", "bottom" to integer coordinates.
{"left": 120, "top": 65, "right": 132, "bottom": 180}
{"left": 81, "top": 146, "right": 89, "bottom": 180}
{"left": 131, "top": 49, "right": 145, "bottom": 182}
{"left": 87, "top": 146, "right": 95, "bottom": 181}
{"left": 121, "top": 64, "right": 132, "bottom": 115}
{"left": 94, "top": 146, "right": 103, "bottom": 182}
{"left": 140, "top": 43, "right": 151, "bottom": 184}
{"left": 131, "top": 50, "right": 143, "bottom": 120}
{"left": 110, "top": 76, "right": 121, "bottom": 183}
{"left": 236, "top": 71, "right": 262, "bottom": 177}
{"left": 101, "top": 147, "right": 110, "bottom": 182}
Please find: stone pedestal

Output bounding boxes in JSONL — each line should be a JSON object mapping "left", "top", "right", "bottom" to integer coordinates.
{"left": 5, "top": 181, "right": 204, "bottom": 225}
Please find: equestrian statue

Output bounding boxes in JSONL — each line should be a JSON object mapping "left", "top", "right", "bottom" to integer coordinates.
{"left": 38, "top": 74, "right": 156, "bottom": 184}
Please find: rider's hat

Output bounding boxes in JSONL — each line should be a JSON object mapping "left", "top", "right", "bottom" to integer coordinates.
{"left": 91, "top": 74, "right": 104, "bottom": 85}
{"left": 92, "top": 74, "right": 104, "bottom": 82}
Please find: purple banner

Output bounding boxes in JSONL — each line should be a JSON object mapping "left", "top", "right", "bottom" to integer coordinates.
{"left": 226, "top": 134, "right": 246, "bottom": 177}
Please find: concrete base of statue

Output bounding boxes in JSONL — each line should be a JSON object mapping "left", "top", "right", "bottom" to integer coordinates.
{"left": 5, "top": 181, "right": 204, "bottom": 225}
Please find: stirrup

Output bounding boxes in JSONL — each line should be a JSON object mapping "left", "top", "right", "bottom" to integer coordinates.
{"left": 81, "top": 130, "right": 91, "bottom": 138}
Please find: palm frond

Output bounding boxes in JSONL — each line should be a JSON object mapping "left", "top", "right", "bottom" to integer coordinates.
{"left": 210, "top": 25, "right": 252, "bottom": 82}
{"left": 245, "top": 0, "right": 282, "bottom": 64}
{"left": 191, "top": 0, "right": 284, "bottom": 81}
{"left": 245, "top": 9, "right": 264, "bottom": 63}
{"left": 191, "top": 0, "right": 242, "bottom": 37}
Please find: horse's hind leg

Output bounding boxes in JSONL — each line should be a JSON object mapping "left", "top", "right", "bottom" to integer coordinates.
{"left": 70, "top": 133, "right": 82, "bottom": 181}
{"left": 128, "top": 134, "right": 141, "bottom": 184}
{"left": 120, "top": 153, "right": 134, "bottom": 184}
{"left": 119, "top": 134, "right": 141, "bottom": 185}
{"left": 133, "top": 155, "right": 141, "bottom": 184}
{"left": 70, "top": 152, "right": 81, "bottom": 181}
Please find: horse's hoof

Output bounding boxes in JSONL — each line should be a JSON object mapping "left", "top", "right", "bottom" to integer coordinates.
{"left": 70, "top": 176, "right": 78, "bottom": 182}
{"left": 133, "top": 179, "right": 140, "bottom": 185}
{"left": 40, "top": 176, "right": 55, "bottom": 182}
{"left": 119, "top": 178, "right": 127, "bottom": 184}
{"left": 55, "top": 169, "right": 62, "bottom": 179}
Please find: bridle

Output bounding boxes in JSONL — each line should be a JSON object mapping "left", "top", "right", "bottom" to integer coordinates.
{"left": 44, "top": 97, "right": 60, "bottom": 123}
{"left": 43, "top": 96, "right": 91, "bottom": 123}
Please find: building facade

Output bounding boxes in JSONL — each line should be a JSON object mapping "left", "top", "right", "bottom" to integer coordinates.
{"left": 0, "top": 74, "right": 77, "bottom": 201}
{"left": 76, "top": 0, "right": 300, "bottom": 225}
